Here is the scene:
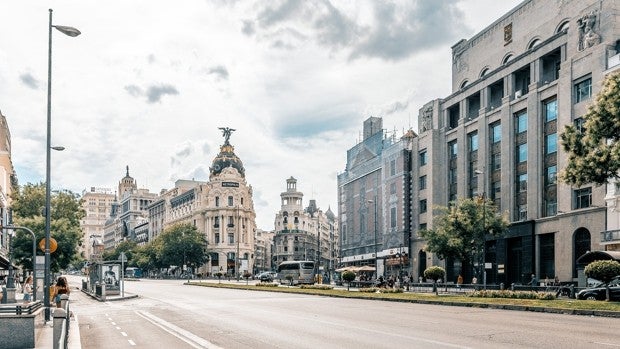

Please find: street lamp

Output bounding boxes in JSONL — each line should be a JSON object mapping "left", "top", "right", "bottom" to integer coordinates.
{"left": 45, "top": 8, "right": 80, "bottom": 321}
{"left": 474, "top": 169, "right": 487, "bottom": 290}
{"left": 368, "top": 197, "right": 378, "bottom": 279}
{"left": 236, "top": 205, "right": 240, "bottom": 282}
{"left": 5, "top": 226, "right": 37, "bottom": 301}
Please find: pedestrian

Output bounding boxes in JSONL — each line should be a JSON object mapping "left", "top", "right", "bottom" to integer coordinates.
{"left": 471, "top": 276, "right": 477, "bottom": 284}
{"left": 22, "top": 276, "right": 33, "bottom": 303}
{"left": 457, "top": 274, "right": 463, "bottom": 288}
{"left": 529, "top": 274, "right": 538, "bottom": 289}
{"left": 53, "top": 276, "right": 70, "bottom": 308}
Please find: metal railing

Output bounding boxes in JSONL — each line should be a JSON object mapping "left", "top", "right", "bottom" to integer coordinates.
{"left": 0, "top": 300, "right": 43, "bottom": 315}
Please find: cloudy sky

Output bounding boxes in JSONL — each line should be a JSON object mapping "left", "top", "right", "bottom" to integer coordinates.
{"left": 0, "top": 0, "right": 522, "bottom": 230}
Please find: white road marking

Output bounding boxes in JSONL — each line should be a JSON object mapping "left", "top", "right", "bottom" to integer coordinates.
{"left": 111, "top": 322, "right": 116, "bottom": 325}
{"left": 594, "top": 342, "right": 620, "bottom": 347}
{"left": 121, "top": 332, "right": 127, "bottom": 337}
{"left": 116, "top": 327, "right": 121, "bottom": 330}
{"left": 135, "top": 310, "right": 221, "bottom": 349}
{"left": 128, "top": 339, "right": 136, "bottom": 346}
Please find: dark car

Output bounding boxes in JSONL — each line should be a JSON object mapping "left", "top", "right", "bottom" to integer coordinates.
{"left": 258, "top": 272, "right": 276, "bottom": 282}
{"left": 576, "top": 276, "right": 620, "bottom": 301}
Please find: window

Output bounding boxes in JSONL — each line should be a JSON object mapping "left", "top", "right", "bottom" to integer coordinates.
{"left": 390, "top": 207, "right": 397, "bottom": 228}
{"left": 420, "top": 199, "right": 427, "bottom": 213}
{"left": 574, "top": 117, "right": 585, "bottom": 133}
{"left": 574, "top": 77, "right": 592, "bottom": 103}
{"left": 419, "top": 223, "right": 427, "bottom": 231}
{"left": 228, "top": 216, "right": 234, "bottom": 227}
{"left": 546, "top": 133, "right": 557, "bottom": 154}
{"left": 546, "top": 165, "right": 557, "bottom": 185}
{"left": 516, "top": 111, "right": 528, "bottom": 133}
{"left": 390, "top": 159, "right": 396, "bottom": 176}
{"left": 228, "top": 196, "right": 233, "bottom": 206}
{"left": 448, "top": 141, "right": 458, "bottom": 158}
{"left": 215, "top": 233, "right": 220, "bottom": 244}
{"left": 419, "top": 175, "right": 427, "bottom": 190}
{"left": 491, "top": 153, "right": 501, "bottom": 171}
{"left": 215, "top": 197, "right": 220, "bottom": 207}
{"left": 228, "top": 233, "right": 234, "bottom": 243}
{"left": 518, "top": 204, "right": 527, "bottom": 221}
{"left": 518, "top": 173, "right": 528, "bottom": 192}
{"left": 517, "top": 144, "right": 528, "bottom": 163}
{"left": 214, "top": 216, "right": 220, "bottom": 228}
{"left": 468, "top": 132, "right": 478, "bottom": 151}
{"left": 573, "top": 187, "right": 592, "bottom": 209}
{"left": 419, "top": 150, "right": 428, "bottom": 166}
{"left": 539, "top": 233, "right": 555, "bottom": 279}
{"left": 544, "top": 99, "right": 557, "bottom": 122}
{"left": 490, "top": 122, "right": 501, "bottom": 143}
{"left": 390, "top": 182, "right": 396, "bottom": 195}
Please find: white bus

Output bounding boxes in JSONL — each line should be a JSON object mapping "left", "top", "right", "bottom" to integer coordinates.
{"left": 277, "top": 261, "right": 316, "bottom": 285}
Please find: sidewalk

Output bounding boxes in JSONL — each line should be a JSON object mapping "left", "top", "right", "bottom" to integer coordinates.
{"left": 34, "top": 286, "right": 138, "bottom": 348}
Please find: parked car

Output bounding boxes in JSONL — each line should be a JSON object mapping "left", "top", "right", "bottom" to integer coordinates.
{"left": 576, "top": 276, "right": 620, "bottom": 301}
{"left": 258, "top": 272, "right": 276, "bottom": 282}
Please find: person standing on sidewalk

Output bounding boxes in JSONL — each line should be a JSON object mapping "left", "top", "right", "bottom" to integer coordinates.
{"left": 23, "top": 275, "right": 33, "bottom": 303}
{"left": 53, "top": 276, "right": 70, "bottom": 307}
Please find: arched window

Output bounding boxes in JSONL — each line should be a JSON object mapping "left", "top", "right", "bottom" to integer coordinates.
{"left": 460, "top": 80, "right": 469, "bottom": 89}
{"left": 573, "top": 228, "right": 591, "bottom": 277}
{"left": 556, "top": 20, "right": 569, "bottom": 33}
{"left": 479, "top": 67, "right": 490, "bottom": 78}
{"left": 502, "top": 53, "right": 514, "bottom": 65}
{"left": 527, "top": 38, "right": 541, "bottom": 50}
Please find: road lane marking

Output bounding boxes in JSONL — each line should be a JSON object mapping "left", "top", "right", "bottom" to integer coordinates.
{"left": 128, "top": 340, "right": 136, "bottom": 346}
{"left": 111, "top": 322, "right": 116, "bottom": 325}
{"left": 116, "top": 327, "right": 121, "bottom": 330}
{"left": 136, "top": 310, "right": 221, "bottom": 349}
{"left": 121, "top": 332, "right": 127, "bottom": 337}
{"left": 594, "top": 342, "right": 620, "bottom": 347}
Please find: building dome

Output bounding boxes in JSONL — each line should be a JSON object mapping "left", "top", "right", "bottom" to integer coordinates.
{"left": 210, "top": 143, "right": 245, "bottom": 178}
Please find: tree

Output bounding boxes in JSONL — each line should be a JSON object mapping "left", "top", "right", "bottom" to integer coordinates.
{"left": 419, "top": 197, "right": 508, "bottom": 281}
{"left": 424, "top": 266, "right": 445, "bottom": 295}
{"left": 10, "top": 183, "right": 85, "bottom": 272}
{"left": 155, "top": 223, "right": 209, "bottom": 274}
{"left": 584, "top": 260, "right": 620, "bottom": 301}
{"left": 560, "top": 70, "right": 620, "bottom": 186}
{"left": 342, "top": 270, "right": 356, "bottom": 291}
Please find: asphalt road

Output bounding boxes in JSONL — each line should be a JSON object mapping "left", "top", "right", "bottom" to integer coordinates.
{"left": 67, "top": 276, "right": 620, "bottom": 349}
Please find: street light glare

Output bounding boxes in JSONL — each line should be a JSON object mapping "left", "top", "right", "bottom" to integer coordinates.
{"left": 53, "top": 25, "right": 81, "bottom": 37}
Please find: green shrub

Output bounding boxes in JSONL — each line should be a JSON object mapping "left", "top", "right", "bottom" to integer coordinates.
{"left": 256, "top": 282, "right": 279, "bottom": 287}
{"left": 467, "top": 290, "right": 556, "bottom": 300}
{"left": 300, "top": 284, "right": 333, "bottom": 290}
{"left": 424, "top": 266, "right": 445, "bottom": 282}
{"left": 584, "top": 260, "right": 620, "bottom": 283}
{"left": 359, "top": 287, "right": 404, "bottom": 293}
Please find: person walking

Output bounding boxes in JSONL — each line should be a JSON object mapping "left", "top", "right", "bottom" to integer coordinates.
{"left": 22, "top": 276, "right": 33, "bottom": 303}
{"left": 53, "top": 276, "right": 71, "bottom": 308}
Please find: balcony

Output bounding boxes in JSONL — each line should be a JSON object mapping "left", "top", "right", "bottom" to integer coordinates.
{"left": 601, "top": 229, "right": 620, "bottom": 244}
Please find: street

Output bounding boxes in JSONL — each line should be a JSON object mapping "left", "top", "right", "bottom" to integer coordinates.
{"left": 68, "top": 276, "right": 620, "bottom": 349}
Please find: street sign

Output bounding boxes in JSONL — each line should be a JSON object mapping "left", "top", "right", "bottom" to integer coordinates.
{"left": 38, "top": 238, "right": 58, "bottom": 253}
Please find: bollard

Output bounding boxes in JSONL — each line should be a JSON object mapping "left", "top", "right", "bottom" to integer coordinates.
{"left": 511, "top": 283, "right": 515, "bottom": 291}
{"left": 53, "top": 308, "right": 67, "bottom": 349}
{"left": 500, "top": 283, "right": 504, "bottom": 290}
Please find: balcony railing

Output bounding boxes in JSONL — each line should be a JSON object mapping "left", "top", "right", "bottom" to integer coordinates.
{"left": 601, "top": 229, "right": 620, "bottom": 243}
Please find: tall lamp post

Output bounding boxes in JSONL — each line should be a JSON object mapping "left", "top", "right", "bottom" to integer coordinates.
{"left": 368, "top": 197, "right": 378, "bottom": 279}
{"left": 45, "top": 8, "right": 80, "bottom": 321}
{"left": 475, "top": 169, "right": 487, "bottom": 290}
{"left": 236, "top": 205, "right": 240, "bottom": 282}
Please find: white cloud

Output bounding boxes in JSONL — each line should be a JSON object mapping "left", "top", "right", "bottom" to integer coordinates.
{"left": 0, "top": 0, "right": 522, "bottom": 229}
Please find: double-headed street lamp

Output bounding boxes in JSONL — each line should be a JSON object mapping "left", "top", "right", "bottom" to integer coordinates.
{"left": 475, "top": 169, "right": 487, "bottom": 290}
{"left": 368, "top": 198, "right": 378, "bottom": 279}
{"left": 45, "top": 8, "right": 80, "bottom": 321}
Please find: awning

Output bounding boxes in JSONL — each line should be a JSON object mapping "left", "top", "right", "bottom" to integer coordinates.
{"left": 0, "top": 253, "right": 10, "bottom": 270}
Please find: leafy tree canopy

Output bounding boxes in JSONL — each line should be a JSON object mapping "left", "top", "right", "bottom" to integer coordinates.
{"left": 419, "top": 197, "right": 509, "bottom": 266}
{"left": 10, "top": 183, "right": 85, "bottom": 272}
{"left": 560, "top": 71, "right": 620, "bottom": 186}
{"left": 584, "top": 260, "right": 620, "bottom": 283}
{"left": 155, "top": 223, "right": 209, "bottom": 271}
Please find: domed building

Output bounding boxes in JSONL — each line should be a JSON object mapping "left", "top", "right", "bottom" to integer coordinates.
{"left": 157, "top": 128, "right": 257, "bottom": 277}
